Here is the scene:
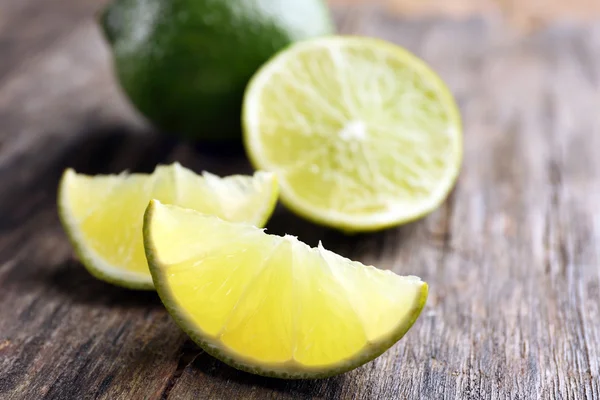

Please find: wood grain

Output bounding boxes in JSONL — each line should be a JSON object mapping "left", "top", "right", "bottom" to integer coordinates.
{"left": 328, "top": 0, "right": 600, "bottom": 31}
{"left": 1, "top": 1, "right": 600, "bottom": 399}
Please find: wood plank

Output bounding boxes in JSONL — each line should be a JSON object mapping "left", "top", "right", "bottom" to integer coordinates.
{"left": 1, "top": 2, "right": 600, "bottom": 399}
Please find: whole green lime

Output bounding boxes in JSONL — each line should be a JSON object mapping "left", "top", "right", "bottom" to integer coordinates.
{"left": 100, "top": 0, "right": 333, "bottom": 141}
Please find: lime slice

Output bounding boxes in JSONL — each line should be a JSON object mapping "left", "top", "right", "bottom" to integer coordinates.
{"left": 58, "top": 163, "right": 278, "bottom": 290}
{"left": 144, "top": 200, "right": 428, "bottom": 378}
{"left": 243, "top": 36, "right": 462, "bottom": 232}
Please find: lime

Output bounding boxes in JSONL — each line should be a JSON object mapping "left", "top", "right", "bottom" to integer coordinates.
{"left": 243, "top": 36, "right": 462, "bottom": 232}
{"left": 58, "top": 163, "right": 278, "bottom": 289}
{"left": 144, "top": 200, "right": 428, "bottom": 378}
{"left": 100, "top": 0, "right": 333, "bottom": 140}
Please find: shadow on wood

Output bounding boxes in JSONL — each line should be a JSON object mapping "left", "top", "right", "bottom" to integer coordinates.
{"left": 59, "top": 124, "right": 177, "bottom": 175}
{"left": 1, "top": 234, "right": 164, "bottom": 310}
{"left": 49, "top": 259, "right": 164, "bottom": 308}
{"left": 266, "top": 205, "right": 419, "bottom": 262}
{"left": 178, "top": 350, "right": 350, "bottom": 398}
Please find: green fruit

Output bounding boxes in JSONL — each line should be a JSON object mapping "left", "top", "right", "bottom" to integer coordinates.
{"left": 100, "top": 0, "right": 334, "bottom": 140}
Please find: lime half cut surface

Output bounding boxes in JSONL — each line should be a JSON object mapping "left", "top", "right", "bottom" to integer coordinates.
{"left": 58, "top": 163, "right": 278, "bottom": 290}
{"left": 243, "top": 36, "right": 462, "bottom": 232}
{"left": 144, "top": 200, "right": 428, "bottom": 378}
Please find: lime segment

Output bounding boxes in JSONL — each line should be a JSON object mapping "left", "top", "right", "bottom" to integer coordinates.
{"left": 144, "top": 200, "right": 428, "bottom": 378}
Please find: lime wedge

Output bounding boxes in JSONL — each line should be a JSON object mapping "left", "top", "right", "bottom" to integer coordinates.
{"left": 58, "top": 163, "right": 278, "bottom": 290}
{"left": 144, "top": 200, "right": 428, "bottom": 378}
{"left": 243, "top": 36, "right": 462, "bottom": 232}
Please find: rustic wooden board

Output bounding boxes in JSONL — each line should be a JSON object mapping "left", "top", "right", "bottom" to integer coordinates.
{"left": 1, "top": 1, "right": 600, "bottom": 399}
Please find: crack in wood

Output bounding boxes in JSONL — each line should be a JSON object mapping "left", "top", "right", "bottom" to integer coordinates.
{"left": 160, "top": 341, "right": 203, "bottom": 400}
{"left": 435, "top": 188, "right": 457, "bottom": 277}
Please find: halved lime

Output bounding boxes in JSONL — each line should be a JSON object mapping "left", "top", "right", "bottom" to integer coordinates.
{"left": 58, "top": 163, "right": 278, "bottom": 290}
{"left": 243, "top": 36, "right": 462, "bottom": 232}
{"left": 144, "top": 200, "right": 428, "bottom": 378}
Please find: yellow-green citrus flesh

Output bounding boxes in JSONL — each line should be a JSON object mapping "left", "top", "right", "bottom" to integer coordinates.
{"left": 244, "top": 36, "right": 462, "bottom": 232}
{"left": 144, "top": 200, "right": 428, "bottom": 378}
{"left": 58, "top": 163, "right": 278, "bottom": 289}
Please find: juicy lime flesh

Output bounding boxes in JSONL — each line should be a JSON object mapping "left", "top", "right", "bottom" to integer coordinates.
{"left": 244, "top": 36, "right": 462, "bottom": 230}
{"left": 146, "top": 201, "right": 428, "bottom": 376}
{"left": 60, "top": 164, "right": 277, "bottom": 286}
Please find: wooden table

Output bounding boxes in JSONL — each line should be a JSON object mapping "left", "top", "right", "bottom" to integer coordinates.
{"left": 2, "top": 1, "right": 600, "bottom": 399}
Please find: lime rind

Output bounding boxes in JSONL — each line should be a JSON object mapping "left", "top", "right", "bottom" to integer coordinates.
{"left": 144, "top": 200, "right": 428, "bottom": 378}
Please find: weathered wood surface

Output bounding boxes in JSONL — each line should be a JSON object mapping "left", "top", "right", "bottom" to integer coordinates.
{"left": 1, "top": 1, "right": 600, "bottom": 398}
